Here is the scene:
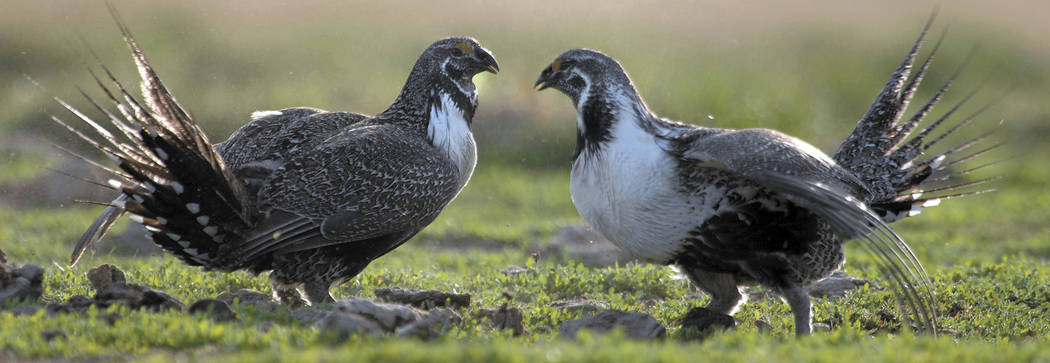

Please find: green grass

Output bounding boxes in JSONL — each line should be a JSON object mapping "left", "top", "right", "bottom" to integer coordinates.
{"left": 2, "top": 1, "right": 1050, "bottom": 361}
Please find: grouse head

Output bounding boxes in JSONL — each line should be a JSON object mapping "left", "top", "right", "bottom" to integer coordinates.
{"left": 534, "top": 48, "right": 636, "bottom": 107}
{"left": 390, "top": 37, "right": 498, "bottom": 120}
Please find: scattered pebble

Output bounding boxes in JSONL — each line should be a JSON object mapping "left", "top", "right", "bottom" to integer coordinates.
{"left": 217, "top": 289, "right": 281, "bottom": 312}
{"left": 319, "top": 310, "right": 384, "bottom": 340}
{"left": 558, "top": 310, "right": 665, "bottom": 340}
{"left": 478, "top": 305, "right": 525, "bottom": 336}
{"left": 549, "top": 299, "right": 608, "bottom": 316}
{"left": 0, "top": 260, "right": 44, "bottom": 304}
{"left": 500, "top": 265, "right": 530, "bottom": 276}
{"left": 395, "top": 308, "right": 462, "bottom": 340}
{"left": 87, "top": 264, "right": 127, "bottom": 292}
{"left": 679, "top": 307, "right": 735, "bottom": 340}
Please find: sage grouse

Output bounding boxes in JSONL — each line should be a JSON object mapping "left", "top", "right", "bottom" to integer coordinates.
{"left": 536, "top": 20, "right": 995, "bottom": 335}
{"left": 56, "top": 14, "right": 499, "bottom": 305}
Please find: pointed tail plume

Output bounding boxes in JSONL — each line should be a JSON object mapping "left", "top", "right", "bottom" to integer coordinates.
{"left": 56, "top": 5, "right": 250, "bottom": 268}
{"left": 833, "top": 12, "right": 1000, "bottom": 223}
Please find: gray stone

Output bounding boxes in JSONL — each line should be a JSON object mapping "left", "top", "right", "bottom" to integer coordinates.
{"left": 87, "top": 264, "right": 127, "bottom": 292}
{"left": 478, "top": 305, "right": 525, "bottom": 336}
{"left": 318, "top": 310, "right": 384, "bottom": 340}
{"left": 0, "top": 261, "right": 44, "bottom": 304}
{"left": 558, "top": 310, "right": 665, "bottom": 340}
{"left": 395, "top": 308, "right": 462, "bottom": 340}
{"left": 217, "top": 288, "right": 281, "bottom": 312}
{"left": 290, "top": 307, "right": 328, "bottom": 324}
{"left": 374, "top": 287, "right": 471, "bottom": 309}
{"left": 92, "top": 276, "right": 185, "bottom": 312}
{"left": 332, "top": 298, "right": 423, "bottom": 331}
{"left": 189, "top": 299, "right": 238, "bottom": 322}
{"left": 807, "top": 271, "right": 871, "bottom": 298}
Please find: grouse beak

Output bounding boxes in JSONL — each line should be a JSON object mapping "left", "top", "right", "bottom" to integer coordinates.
{"left": 534, "top": 68, "right": 552, "bottom": 91}
{"left": 477, "top": 47, "right": 500, "bottom": 74}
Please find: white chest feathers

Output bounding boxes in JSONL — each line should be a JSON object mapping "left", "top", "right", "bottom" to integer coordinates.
{"left": 570, "top": 116, "right": 695, "bottom": 263}
{"left": 428, "top": 93, "right": 477, "bottom": 189}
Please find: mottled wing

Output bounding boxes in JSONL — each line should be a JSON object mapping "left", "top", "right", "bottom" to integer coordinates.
{"left": 217, "top": 108, "right": 368, "bottom": 200}
{"left": 230, "top": 123, "right": 459, "bottom": 261}
{"left": 673, "top": 129, "right": 937, "bottom": 332}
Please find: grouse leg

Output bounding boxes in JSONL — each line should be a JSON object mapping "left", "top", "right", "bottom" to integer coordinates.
{"left": 304, "top": 280, "right": 336, "bottom": 305}
{"left": 781, "top": 286, "right": 812, "bottom": 336}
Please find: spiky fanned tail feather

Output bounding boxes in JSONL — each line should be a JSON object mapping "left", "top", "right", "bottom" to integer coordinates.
{"left": 833, "top": 12, "right": 999, "bottom": 223}
{"left": 58, "top": 6, "right": 249, "bottom": 268}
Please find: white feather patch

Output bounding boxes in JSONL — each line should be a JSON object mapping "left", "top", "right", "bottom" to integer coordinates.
{"left": 251, "top": 110, "right": 283, "bottom": 120}
{"left": 427, "top": 92, "right": 477, "bottom": 188}
{"left": 171, "top": 182, "right": 184, "bottom": 195}
{"left": 203, "top": 226, "right": 219, "bottom": 236}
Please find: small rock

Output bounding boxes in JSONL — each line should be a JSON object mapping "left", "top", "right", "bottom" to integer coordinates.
{"left": 395, "top": 308, "right": 462, "bottom": 340}
{"left": 318, "top": 310, "right": 384, "bottom": 340}
{"left": 0, "top": 261, "right": 44, "bottom": 304}
{"left": 86, "top": 264, "right": 127, "bottom": 292}
{"left": 679, "top": 307, "right": 735, "bottom": 340}
{"left": 807, "top": 272, "right": 870, "bottom": 298}
{"left": 217, "top": 289, "right": 280, "bottom": 312}
{"left": 549, "top": 299, "right": 608, "bottom": 316}
{"left": 189, "top": 299, "right": 238, "bottom": 322}
{"left": 332, "top": 298, "right": 423, "bottom": 331}
{"left": 290, "top": 307, "right": 328, "bottom": 324}
{"left": 95, "top": 283, "right": 185, "bottom": 311}
{"left": 478, "top": 305, "right": 525, "bottom": 336}
{"left": 500, "top": 265, "right": 530, "bottom": 276}
{"left": 374, "top": 287, "right": 471, "bottom": 309}
{"left": 558, "top": 310, "right": 665, "bottom": 340}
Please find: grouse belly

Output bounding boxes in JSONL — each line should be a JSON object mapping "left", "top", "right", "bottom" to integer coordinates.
{"left": 569, "top": 138, "right": 700, "bottom": 264}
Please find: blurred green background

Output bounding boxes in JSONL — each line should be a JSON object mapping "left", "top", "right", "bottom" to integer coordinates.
{"left": 1, "top": 0, "right": 1049, "bottom": 359}
{"left": 3, "top": 0, "right": 1049, "bottom": 274}
{"left": 2, "top": 0, "right": 1047, "bottom": 271}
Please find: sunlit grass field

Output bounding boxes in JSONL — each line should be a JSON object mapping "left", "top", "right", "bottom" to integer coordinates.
{"left": 2, "top": 1, "right": 1048, "bottom": 361}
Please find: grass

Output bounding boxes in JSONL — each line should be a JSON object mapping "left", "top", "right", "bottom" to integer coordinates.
{"left": 2, "top": 1, "right": 1049, "bottom": 361}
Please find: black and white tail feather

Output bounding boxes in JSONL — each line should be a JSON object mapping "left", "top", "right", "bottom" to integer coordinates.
{"left": 55, "top": 6, "right": 249, "bottom": 268}
{"left": 834, "top": 13, "right": 1000, "bottom": 224}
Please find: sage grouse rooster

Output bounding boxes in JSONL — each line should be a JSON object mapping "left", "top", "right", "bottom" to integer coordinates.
{"left": 55, "top": 13, "right": 499, "bottom": 305}
{"left": 536, "top": 19, "right": 995, "bottom": 335}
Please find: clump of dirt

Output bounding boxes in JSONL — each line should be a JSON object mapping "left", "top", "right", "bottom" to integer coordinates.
{"left": 374, "top": 287, "right": 471, "bottom": 309}
{"left": 0, "top": 253, "right": 45, "bottom": 304}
